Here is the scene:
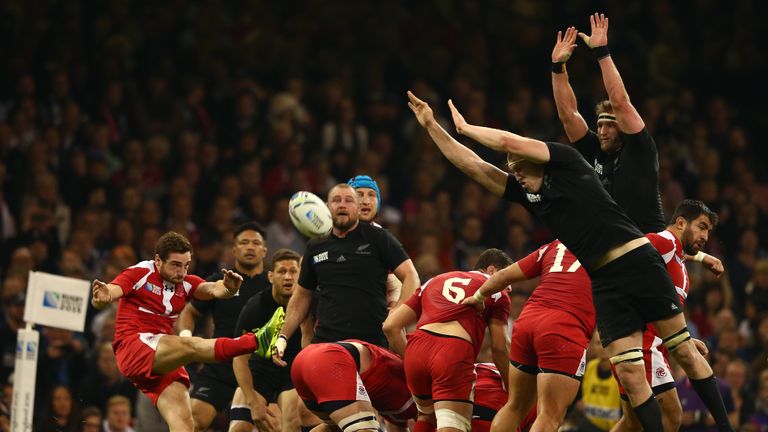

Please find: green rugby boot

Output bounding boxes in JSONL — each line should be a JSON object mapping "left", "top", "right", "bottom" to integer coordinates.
{"left": 252, "top": 306, "right": 285, "bottom": 359}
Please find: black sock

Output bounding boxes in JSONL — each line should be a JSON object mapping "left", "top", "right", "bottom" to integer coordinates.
{"left": 690, "top": 374, "right": 736, "bottom": 432}
{"left": 633, "top": 395, "right": 664, "bottom": 431}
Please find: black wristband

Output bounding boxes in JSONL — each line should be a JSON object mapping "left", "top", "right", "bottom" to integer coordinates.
{"left": 592, "top": 45, "right": 610, "bottom": 60}
{"left": 552, "top": 62, "right": 565, "bottom": 74}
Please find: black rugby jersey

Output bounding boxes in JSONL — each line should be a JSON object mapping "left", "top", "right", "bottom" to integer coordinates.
{"left": 502, "top": 142, "right": 644, "bottom": 271}
{"left": 235, "top": 288, "right": 301, "bottom": 371}
{"left": 299, "top": 222, "right": 409, "bottom": 346}
{"left": 192, "top": 269, "right": 270, "bottom": 338}
{"left": 573, "top": 128, "right": 665, "bottom": 233}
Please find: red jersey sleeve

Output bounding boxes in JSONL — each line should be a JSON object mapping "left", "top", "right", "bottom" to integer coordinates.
{"left": 645, "top": 232, "right": 676, "bottom": 264}
{"left": 185, "top": 274, "right": 205, "bottom": 299}
{"left": 404, "top": 286, "right": 423, "bottom": 317}
{"left": 517, "top": 244, "right": 548, "bottom": 278}
{"left": 485, "top": 290, "right": 511, "bottom": 323}
{"left": 110, "top": 266, "right": 151, "bottom": 297}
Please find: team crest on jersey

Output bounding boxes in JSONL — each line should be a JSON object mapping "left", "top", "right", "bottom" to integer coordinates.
{"left": 144, "top": 282, "right": 162, "bottom": 295}
{"left": 313, "top": 251, "right": 329, "bottom": 264}
{"left": 655, "top": 366, "right": 667, "bottom": 378}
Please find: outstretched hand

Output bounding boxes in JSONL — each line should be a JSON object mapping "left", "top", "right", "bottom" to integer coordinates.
{"left": 91, "top": 279, "right": 112, "bottom": 308}
{"left": 447, "top": 99, "right": 468, "bottom": 135}
{"left": 221, "top": 269, "right": 244, "bottom": 294}
{"left": 407, "top": 91, "right": 436, "bottom": 128}
{"left": 578, "top": 13, "right": 609, "bottom": 48}
{"left": 552, "top": 27, "right": 579, "bottom": 63}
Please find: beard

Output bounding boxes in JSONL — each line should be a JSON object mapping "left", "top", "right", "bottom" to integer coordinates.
{"left": 681, "top": 227, "right": 699, "bottom": 255}
{"left": 333, "top": 214, "right": 357, "bottom": 231}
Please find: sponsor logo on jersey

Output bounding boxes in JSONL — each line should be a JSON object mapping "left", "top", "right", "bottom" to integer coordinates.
{"left": 594, "top": 160, "right": 604, "bottom": 175}
{"left": 313, "top": 251, "right": 329, "bottom": 264}
{"left": 144, "top": 282, "right": 162, "bottom": 295}
{"left": 337, "top": 255, "right": 347, "bottom": 263}
{"left": 526, "top": 193, "right": 542, "bottom": 202}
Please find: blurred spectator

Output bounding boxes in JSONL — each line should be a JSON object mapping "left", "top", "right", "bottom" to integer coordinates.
{"left": 674, "top": 361, "right": 738, "bottom": 431}
{"left": 103, "top": 395, "right": 135, "bottom": 432}
{"left": 80, "top": 406, "right": 104, "bottom": 432}
{"left": 574, "top": 333, "right": 622, "bottom": 431}
{"left": 744, "top": 369, "right": 768, "bottom": 431}
{"left": 36, "top": 384, "right": 81, "bottom": 432}
{"left": 78, "top": 342, "right": 137, "bottom": 413}
{"left": 321, "top": 97, "right": 368, "bottom": 180}
{"left": 37, "top": 327, "right": 88, "bottom": 392}
{"left": 0, "top": 276, "right": 25, "bottom": 384}
{"left": 265, "top": 197, "right": 305, "bottom": 260}
{"left": 723, "top": 359, "right": 754, "bottom": 426}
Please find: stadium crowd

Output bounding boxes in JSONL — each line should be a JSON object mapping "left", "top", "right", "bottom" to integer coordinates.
{"left": 0, "top": 0, "right": 765, "bottom": 431}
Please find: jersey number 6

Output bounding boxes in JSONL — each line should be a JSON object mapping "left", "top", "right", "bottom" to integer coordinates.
{"left": 441, "top": 277, "right": 472, "bottom": 304}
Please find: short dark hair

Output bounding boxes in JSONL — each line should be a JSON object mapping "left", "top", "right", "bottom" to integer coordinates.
{"left": 474, "top": 248, "right": 513, "bottom": 271}
{"left": 233, "top": 221, "right": 267, "bottom": 241}
{"left": 154, "top": 231, "right": 193, "bottom": 260}
{"left": 670, "top": 199, "right": 719, "bottom": 226}
{"left": 270, "top": 248, "right": 301, "bottom": 270}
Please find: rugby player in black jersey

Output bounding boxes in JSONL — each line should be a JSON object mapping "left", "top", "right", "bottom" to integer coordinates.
{"left": 273, "top": 183, "right": 419, "bottom": 359}
{"left": 177, "top": 222, "right": 271, "bottom": 430}
{"left": 229, "top": 248, "right": 302, "bottom": 432}
{"left": 406, "top": 90, "right": 735, "bottom": 432}
{"left": 550, "top": 15, "right": 664, "bottom": 235}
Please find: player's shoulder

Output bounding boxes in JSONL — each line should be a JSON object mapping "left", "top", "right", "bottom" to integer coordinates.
{"left": 645, "top": 230, "right": 676, "bottom": 249}
{"left": 118, "top": 260, "right": 154, "bottom": 279}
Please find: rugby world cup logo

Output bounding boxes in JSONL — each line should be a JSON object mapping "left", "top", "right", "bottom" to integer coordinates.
{"left": 26, "top": 341, "right": 37, "bottom": 360}
{"left": 43, "top": 290, "right": 60, "bottom": 308}
{"left": 305, "top": 209, "right": 324, "bottom": 230}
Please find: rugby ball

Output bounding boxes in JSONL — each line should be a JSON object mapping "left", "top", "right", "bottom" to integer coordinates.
{"left": 289, "top": 191, "right": 333, "bottom": 238}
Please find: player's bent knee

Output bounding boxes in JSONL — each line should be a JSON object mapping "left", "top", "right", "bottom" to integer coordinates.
{"left": 662, "top": 327, "right": 691, "bottom": 352}
{"left": 338, "top": 411, "right": 379, "bottom": 432}
{"left": 435, "top": 408, "right": 471, "bottom": 432}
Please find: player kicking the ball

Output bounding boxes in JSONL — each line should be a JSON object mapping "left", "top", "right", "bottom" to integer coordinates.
{"left": 91, "top": 231, "right": 284, "bottom": 431}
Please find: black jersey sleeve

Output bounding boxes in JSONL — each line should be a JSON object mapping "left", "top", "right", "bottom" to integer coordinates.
{"left": 298, "top": 243, "right": 318, "bottom": 290}
{"left": 546, "top": 141, "right": 587, "bottom": 168}
{"left": 620, "top": 127, "right": 658, "bottom": 164}
{"left": 572, "top": 130, "right": 600, "bottom": 163}
{"left": 501, "top": 174, "right": 524, "bottom": 203}
{"left": 377, "top": 228, "right": 410, "bottom": 271}
{"left": 190, "top": 270, "right": 222, "bottom": 314}
{"left": 234, "top": 294, "right": 262, "bottom": 336}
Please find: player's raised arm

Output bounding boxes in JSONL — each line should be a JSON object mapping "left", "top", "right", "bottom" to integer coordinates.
{"left": 407, "top": 90, "right": 509, "bottom": 197}
{"left": 551, "top": 27, "right": 590, "bottom": 142}
{"left": 446, "top": 98, "right": 550, "bottom": 164}
{"left": 192, "top": 269, "right": 243, "bottom": 300}
{"left": 579, "top": 13, "right": 644, "bottom": 134}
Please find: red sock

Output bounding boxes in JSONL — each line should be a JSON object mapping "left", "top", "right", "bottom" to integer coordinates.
{"left": 213, "top": 333, "right": 257, "bottom": 362}
{"left": 413, "top": 420, "right": 436, "bottom": 432}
